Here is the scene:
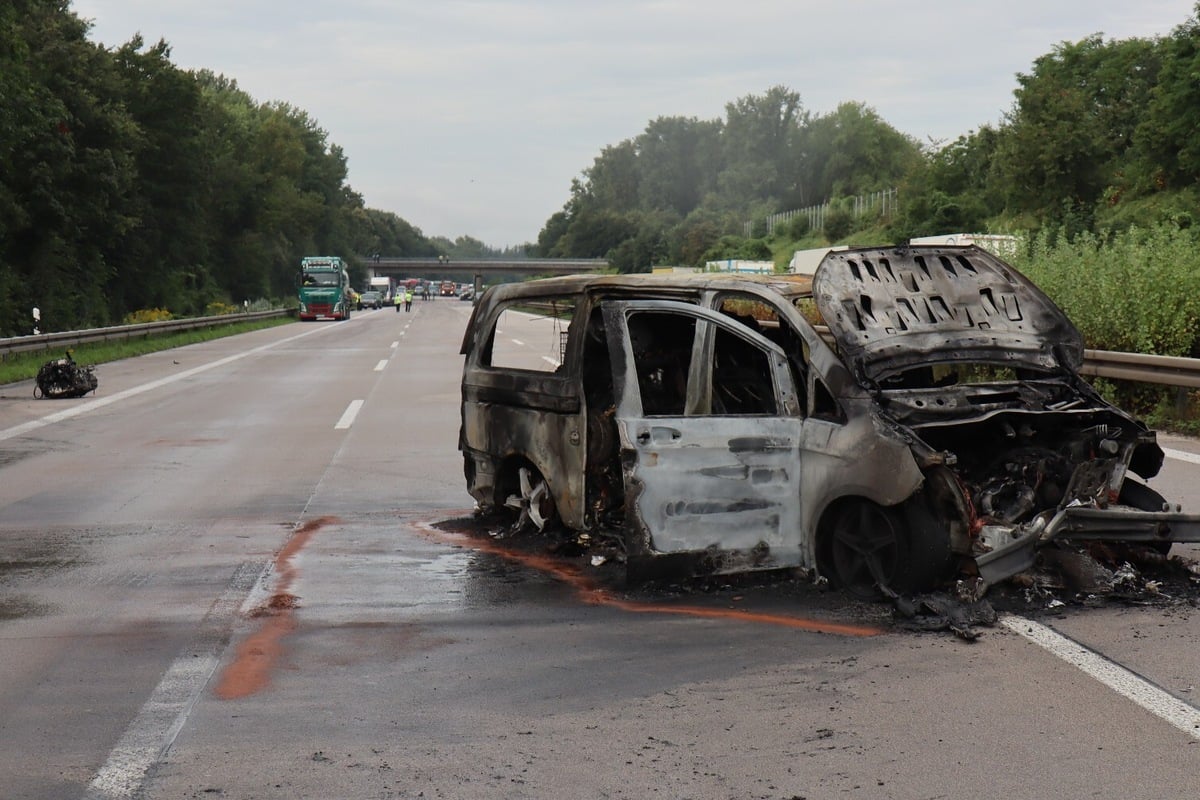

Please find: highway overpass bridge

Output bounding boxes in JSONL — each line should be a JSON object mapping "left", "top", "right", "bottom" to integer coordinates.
{"left": 364, "top": 257, "right": 609, "bottom": 284}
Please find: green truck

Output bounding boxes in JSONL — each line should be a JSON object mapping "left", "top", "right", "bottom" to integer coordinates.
{"left": 298, "top": 256, "right": 353, "bottom": 321}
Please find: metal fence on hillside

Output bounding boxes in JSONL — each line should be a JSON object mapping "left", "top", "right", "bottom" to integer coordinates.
{"left": 745, "top": 188, "right": 899, "bottom": 237}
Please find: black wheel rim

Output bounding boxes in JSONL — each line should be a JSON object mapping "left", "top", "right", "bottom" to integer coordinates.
{"left": 830, "top": 504, "right": 902, "bottom": 596}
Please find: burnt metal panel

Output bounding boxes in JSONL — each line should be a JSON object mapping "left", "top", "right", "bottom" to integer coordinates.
{"left": 602, "top": 299, "right": 808, "bottom": 564}
{"left": 461, "top": 399, "right": 588, "bottom": 530}
{"left": 813, "top": 245, "right": 1083, "bottom": 383}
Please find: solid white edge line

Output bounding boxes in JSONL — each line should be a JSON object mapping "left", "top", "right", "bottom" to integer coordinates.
{"left": 85, "top": 655, "right": 221, "bottom": 799}
{"left": 1001, "top": 615, "right": 1200, "bottom": 740}
{"left": 1163, "top": 447, "right": 1200, "bottom": 466}
{"left": 84, "top": 561, "right": 265, "bottom": 799}
{"left": 334, "top": 399, "right": 364, "bottom": 430}
{"left": 373, "top": 360, "right": 389, "bottom": 372}
{"left": 0, "top": 322, "right": 339, "bottom": 443}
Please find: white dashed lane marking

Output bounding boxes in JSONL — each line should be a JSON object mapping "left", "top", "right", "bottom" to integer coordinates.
{"left": 334, "top": 399, "right": 364, "bottom": 430}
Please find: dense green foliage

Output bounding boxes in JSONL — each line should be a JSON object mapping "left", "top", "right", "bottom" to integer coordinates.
{"left": 9, "top": 0, "right": 1200, "bottom": 378}
{"left": 533, "top": 86, "right": 922, "bottom": 271}
{"left": 0, "top": 0, "right": 442, "bottom": 336}
{"left": 528, "top": 3, "right": 1200, "bottom": 377}
{"left": 894, "top": 9, "right": 1200, "bottom": 245}
{"left": 535, "top": 6, "right": 1200, "bottom": 317}
{"left": 1013, "top": 225, "right": 1200, "bottom": 357}
{"left": 1006, "top": 225, "right": 1200, "bottom": 429}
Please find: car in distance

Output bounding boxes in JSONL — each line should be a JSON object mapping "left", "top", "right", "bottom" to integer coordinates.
{"left": 358, "top": 290, "right": 383, "bottom": 310}
{"left": 458, "top": 244, "right": 1200, "bottom": 597}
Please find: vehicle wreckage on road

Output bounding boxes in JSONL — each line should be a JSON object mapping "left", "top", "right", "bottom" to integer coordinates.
{"left": 459, "top": 244, "right": 1200, "bottom": 596}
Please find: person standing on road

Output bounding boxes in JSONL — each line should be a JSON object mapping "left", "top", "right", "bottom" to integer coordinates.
{"left": 394, "top": 291, "right": 403, "bottom": 312}
{"left": 404, "top": 288, "right": 414, "bottom": 312}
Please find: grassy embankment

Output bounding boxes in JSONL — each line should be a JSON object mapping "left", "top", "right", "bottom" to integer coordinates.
{"left": 767, "top": 223, "right": 1200, "bottom": 434}
{"left": 0, "top": 316, "right": 295, "bottom": 387}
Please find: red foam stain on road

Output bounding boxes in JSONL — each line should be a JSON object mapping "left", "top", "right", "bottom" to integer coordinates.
{"left": 418, "top": 518, "right": 882, "bottom": 638}
{"left": 213, "top": 516, "right": 338, "bottom": 700}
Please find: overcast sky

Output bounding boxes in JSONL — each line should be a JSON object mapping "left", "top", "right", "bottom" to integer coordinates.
{"left": 72, "top": 1, "right": 1197, "bottom": 248}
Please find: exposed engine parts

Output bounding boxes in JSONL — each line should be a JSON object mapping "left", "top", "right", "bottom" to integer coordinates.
{"left": 33, "top": 353, "right": 98, "bottom": 399}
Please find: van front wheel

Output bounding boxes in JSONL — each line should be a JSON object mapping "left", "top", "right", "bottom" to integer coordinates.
{"left": 824, "top": 501, "right": 907, "bottom": 599}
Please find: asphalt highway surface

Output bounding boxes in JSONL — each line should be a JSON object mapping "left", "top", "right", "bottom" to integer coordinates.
{"left": 2, "top": 298, "right": 1199, "bottom": 799}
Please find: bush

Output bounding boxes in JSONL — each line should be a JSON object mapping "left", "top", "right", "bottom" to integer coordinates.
{"left": 122, "top": 308, "right": 174, "bottom": 324}
{"left": 1013, "top": 224, "right": 1200, "bottom": 356}
{"left": 1010, "top": 224, "right": 1200, "bottom": 424}
{"left": 785, "top": 214, "right": 811, "bottom": 239}
{"left": 204, "top": 301, "right": 241, "bottom": 316}
{"left": 699, "top": 235, "right": 772, "bottom": 265}
{"left": 822, "top": 206, "right": 854, "bottom": 241}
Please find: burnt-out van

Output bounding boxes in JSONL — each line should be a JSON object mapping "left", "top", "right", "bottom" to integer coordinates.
{"left": 459, "top": 245, "right": 1200, "bottom": 595}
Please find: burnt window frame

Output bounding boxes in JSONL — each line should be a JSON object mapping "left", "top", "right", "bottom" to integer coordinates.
{"left": 603, "top": 300, "right": 801, "bottom": 420}
{"left": 713, "top": 291, "right": 813, "bottom": 417}
{"left": 477, "top": 294, "right": 578, "bottom": 374}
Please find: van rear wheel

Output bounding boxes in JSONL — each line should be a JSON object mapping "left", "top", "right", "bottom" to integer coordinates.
{"left": 502, "top": 466, "right": 557, "bottom": 533}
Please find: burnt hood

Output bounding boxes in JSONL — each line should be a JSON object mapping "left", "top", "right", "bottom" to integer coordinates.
{"left": 812, "top": 245, "right": 1083, "bottom": 384}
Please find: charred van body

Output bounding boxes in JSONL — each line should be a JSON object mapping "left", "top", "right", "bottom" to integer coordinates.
{"left": 459, "top": 245, "right": 1200, "bottom": 596}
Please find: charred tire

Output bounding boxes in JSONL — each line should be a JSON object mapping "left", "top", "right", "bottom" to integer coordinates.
{"left": 1119, "top": 479, "right": 1172, "bottom": 555}
{"left": 819, "top": 499, "right": 953, "bottom": 599}
{"left": 820, "top": 501, "right": 907, "bottom": 599}
{"left": 898, "top": 496, "right": 957, "bottom": 591}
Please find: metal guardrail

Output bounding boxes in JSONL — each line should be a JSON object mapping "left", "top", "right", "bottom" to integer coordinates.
{"left": 0, "top": 310, "right": 291, "bottom": 359}
{"left": 1081, "top": 349, "right": 1200, "bottom": 390}
{"left": 2, "top": 311, "right": 1198, "bottom": 392}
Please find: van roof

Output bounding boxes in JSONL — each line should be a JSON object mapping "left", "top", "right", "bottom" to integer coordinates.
{"left": 478, "top": 271, "right": 813, "bottom": 301}
{"left": 462, "top": 272, "right": 816, "bottom": 356}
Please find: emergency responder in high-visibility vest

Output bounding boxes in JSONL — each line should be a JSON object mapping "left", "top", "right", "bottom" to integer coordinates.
{"left": 404, "top": 289, "right": 414, "bottom": 312}
{"left": 394, "top": 291, "right": 403, "bottom": 312}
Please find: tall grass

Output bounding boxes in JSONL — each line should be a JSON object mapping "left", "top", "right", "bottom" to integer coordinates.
{"left": 1012, "top": 225, "right": 1200, "bottom": 357}
{"left": 1010, "top": 224, "right": 1200, "bottom": 432}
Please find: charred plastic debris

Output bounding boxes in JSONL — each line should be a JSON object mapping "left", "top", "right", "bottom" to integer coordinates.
{"left": 459, "top": 245, "right": 1200, "bottom": 638}
{"left": 33, "top": 351, "right": 98, "bottom": 399}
